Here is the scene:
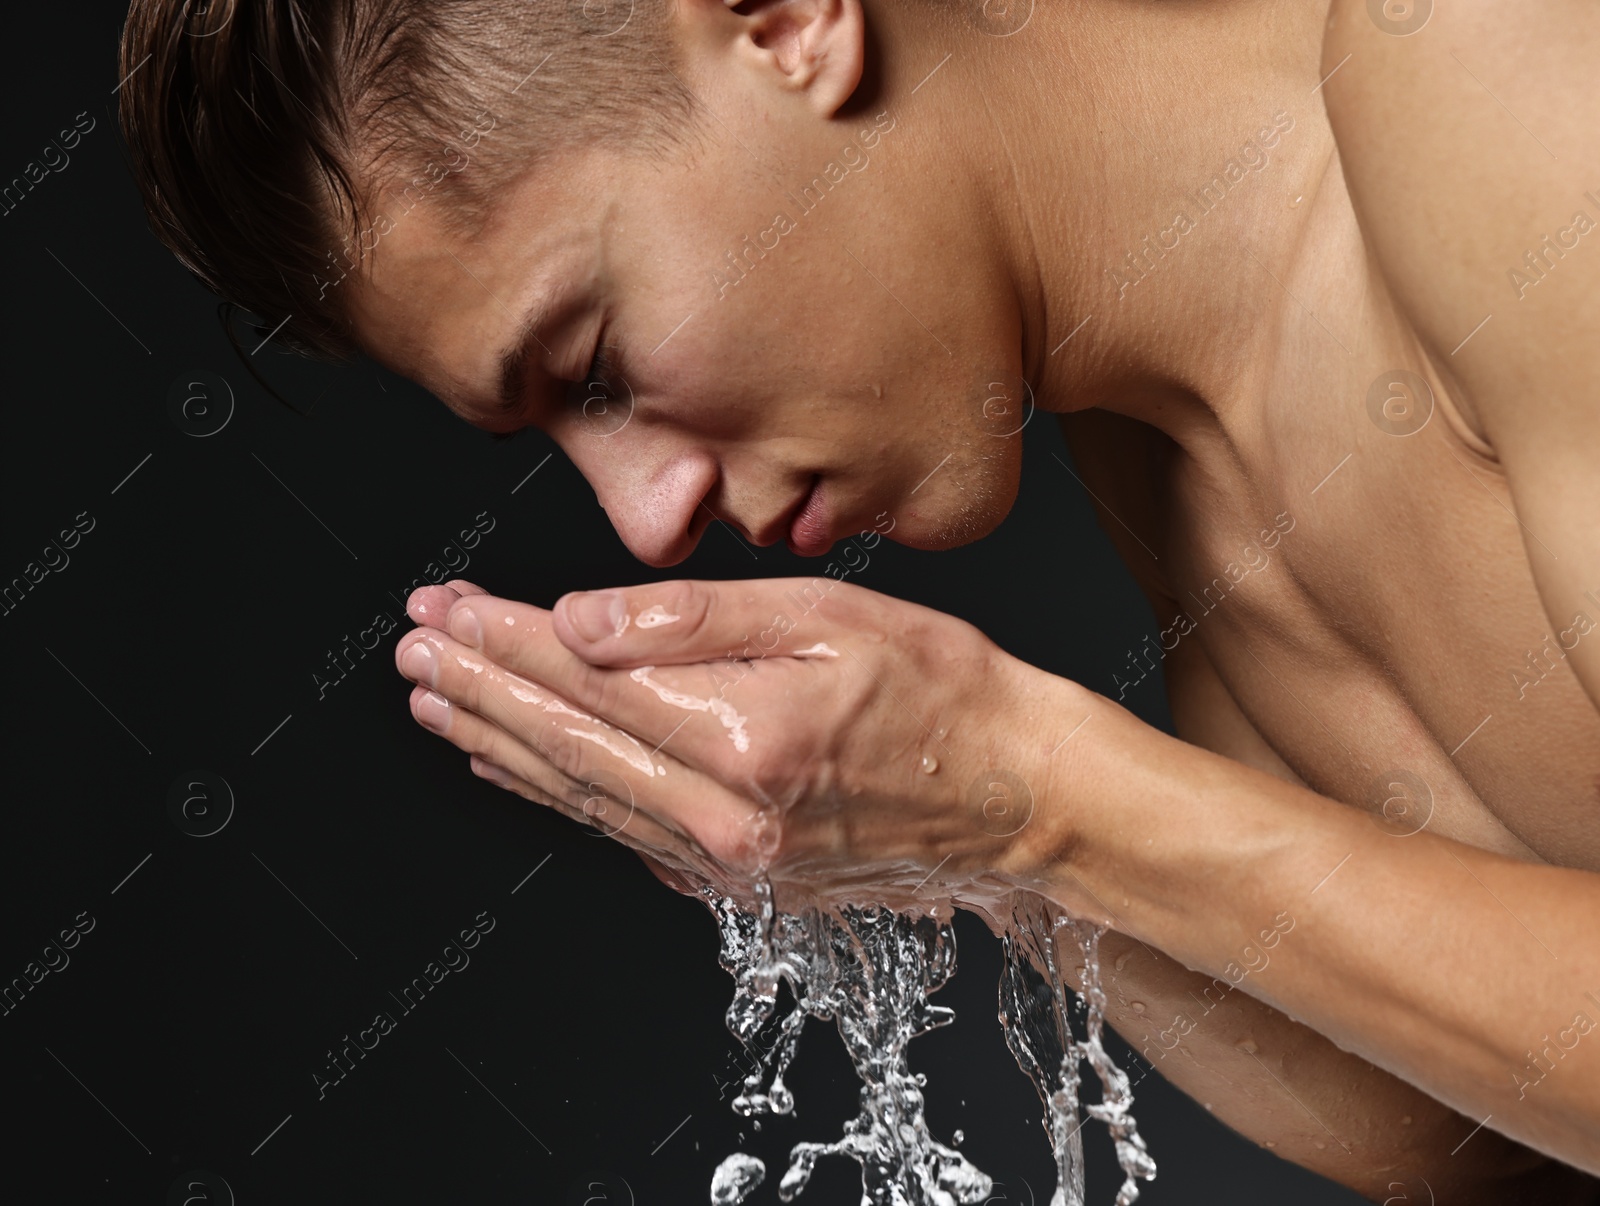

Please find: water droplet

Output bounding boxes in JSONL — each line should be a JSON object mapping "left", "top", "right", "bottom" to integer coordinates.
{"left": 1130, "top": 1001, "right": 1146, "bottom": 1014}
{"left": 1289, "top": 193, "right": 1303, "bottom": 208}
{"left": 920, "top": 754, "right": 939, "bottom": 775}
{"left": 711, "top": 1153, "right": 766, "bottom": 1205}
{"left": 1235, "top": 1038, "right": 1259, "bottom": 1055}
{"left": 952, "top": 1129, "right": 964, "bottom": 1145}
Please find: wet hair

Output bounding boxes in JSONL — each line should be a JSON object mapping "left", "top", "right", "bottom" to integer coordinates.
{"left": 117, "top": 1, "right": 699, "bottom": 366}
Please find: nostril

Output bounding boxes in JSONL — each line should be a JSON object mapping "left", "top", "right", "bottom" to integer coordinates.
{"left": 581, "top": 449, "right": 719, "bottom": 566}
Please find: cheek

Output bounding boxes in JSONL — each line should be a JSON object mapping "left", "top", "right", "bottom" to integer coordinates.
{"left": 629, "top": 346, "right": 771, "bottom": 442}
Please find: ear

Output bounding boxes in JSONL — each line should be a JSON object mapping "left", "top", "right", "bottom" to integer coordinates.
{"left": 721, "top": 0, "right": 866, "bottom": 117}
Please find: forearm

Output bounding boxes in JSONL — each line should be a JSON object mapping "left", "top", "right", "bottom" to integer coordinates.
{"left": 1010, "top": 681, "right": 1600, "bottom": 1175}
{"left": 1084, "top": 928, "right": 1592, "bottom": 1202}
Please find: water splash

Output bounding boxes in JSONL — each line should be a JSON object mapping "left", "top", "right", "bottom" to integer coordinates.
{"left": 998, "top": 899, "right": 1085, "bottom": 1205}
{"left": 1000, "top": 895, "right": 1156, "bottom": 1206}
{"left": 705, "top": 882, "right": 1156, "bottom": 1206}
{"left": 705, "top": 880, "right": 991, "bottom": 1204}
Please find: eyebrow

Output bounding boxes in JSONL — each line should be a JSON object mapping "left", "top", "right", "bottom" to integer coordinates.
{"left": 494, "top": 298, "right": 553, "bottom": 414}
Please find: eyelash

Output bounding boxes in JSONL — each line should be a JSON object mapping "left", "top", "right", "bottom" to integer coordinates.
{"left": 572, "top": 346, "right": 619, "bottom": 405}
{"left": 488, "top": 346, "right": 618, "bottom": 443}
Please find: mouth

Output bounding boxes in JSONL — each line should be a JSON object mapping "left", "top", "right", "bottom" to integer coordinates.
{"left": 743, "top": 475, "right": 833, "bottom": 555}
{"left": 785, "top": 475, "right": 832, "bottom": 557}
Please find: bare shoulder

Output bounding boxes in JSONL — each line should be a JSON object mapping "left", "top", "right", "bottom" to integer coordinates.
{"left": 1320, "top": 0, "right": 1600, "bottom": 428}
{"left": 1321, "top": 0, "right": 1600, "bottom": 714}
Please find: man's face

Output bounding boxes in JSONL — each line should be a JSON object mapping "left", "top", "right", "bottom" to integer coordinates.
{"left": 349, "top": 73, "right": 1027, "bottom": 566}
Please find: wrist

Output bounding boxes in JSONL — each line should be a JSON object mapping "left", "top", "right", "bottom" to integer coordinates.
{"left": 981, "top": 657, "right": 1123, "bottom": 905}
{"left": 994, "top": 671, "right": 1297, "bottom": 935}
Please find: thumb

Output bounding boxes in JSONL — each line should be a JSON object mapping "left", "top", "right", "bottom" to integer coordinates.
{"left": 552, "top": 577, "right": 861, "bottom": 668}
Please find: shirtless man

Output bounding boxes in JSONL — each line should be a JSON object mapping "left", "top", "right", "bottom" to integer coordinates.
{"left": 117, "top": 0, "right": 1600, "bottom": 1199}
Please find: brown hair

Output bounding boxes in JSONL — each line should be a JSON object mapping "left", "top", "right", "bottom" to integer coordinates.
{"left": 117, "top": 1, "right": 699, "bottom": 364}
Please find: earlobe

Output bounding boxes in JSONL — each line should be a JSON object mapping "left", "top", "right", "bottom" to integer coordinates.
{"left": 731, "top": 0, "right": 866, "bottom": 117}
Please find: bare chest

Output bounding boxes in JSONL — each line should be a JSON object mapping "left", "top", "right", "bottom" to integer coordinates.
{"left": 1138, "top": 359, "right": 1600, "bottom": 869}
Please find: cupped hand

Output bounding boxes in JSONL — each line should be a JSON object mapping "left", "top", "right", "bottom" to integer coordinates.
{"left": 393, "top": 576, "right": 1082, "bottom": 912}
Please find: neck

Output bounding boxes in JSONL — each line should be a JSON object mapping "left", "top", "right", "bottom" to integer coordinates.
{"left": 887, "top": 0, "right": 1356, "bottom": 445}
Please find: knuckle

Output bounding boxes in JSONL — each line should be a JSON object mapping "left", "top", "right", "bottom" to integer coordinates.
{"left": 660, "top": 578, "right": 717, "bottom": 646}
{"left": 740, "top": 734, "right": 817, "bottom": 806}
{"left": 738, "top": 747, "right": 784, "bottom": 799}
{"left": 481, "top": 601, "right": 534, "bottom": 657}
{"left": 538, "top": 727, "right": 589, "bottom": 781}
{"left": 699, "top": 817, "right": 760, "bottom": 874}
{"left": 583, "top": 662, "right": 632, "bottom": 721}
{"left": 444, "top": 656, "right": 492, "bottom": 716}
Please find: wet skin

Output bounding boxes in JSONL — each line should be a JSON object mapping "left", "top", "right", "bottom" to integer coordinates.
{"left": 367, "top": 0, "right": 1600, "bottom": 1199}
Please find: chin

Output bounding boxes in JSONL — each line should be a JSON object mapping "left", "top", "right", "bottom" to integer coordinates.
{"left": 897, "top": 511, "right": 1007, "bottom": 551}
{"left": 896, "top": 489, "right": 1017, "bottom": 550}
{"left": 895, "top": 470, "right": 1019, "bottom": 551}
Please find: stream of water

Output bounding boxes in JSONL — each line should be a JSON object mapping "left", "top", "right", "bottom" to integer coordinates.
{"left": 703, "top": 880, "right": 1157, "bottom": 1206}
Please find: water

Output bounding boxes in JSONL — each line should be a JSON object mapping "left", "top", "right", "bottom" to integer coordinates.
{"left": 999, "top": 895, "right": 1156, "bottom": 1206}
{"left": 712, "top": 1153, "right": 767, "bottom": 1204}
{"left": 703, "top": 880, "right": 1156, "bottom": 1206}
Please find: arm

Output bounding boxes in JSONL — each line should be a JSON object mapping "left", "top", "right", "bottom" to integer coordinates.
{"left": 1024, "top": 637, "right": 1591, "bottom": 1202}
{"left": 1050, "top": 409, "right": 1587, "bottom": 1201}
{"left": 1007, "top": 666, "right": 1600, "bottom": 1182}
{"left": 392, "top": 567, "right": 1600, "bottom": 1199}
{"left": 1063, "top": 928, "right": 1592, "bottom": 1204}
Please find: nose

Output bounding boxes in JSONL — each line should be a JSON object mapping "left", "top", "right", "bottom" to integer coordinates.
{"left": 566, "top": 438, "right": 720, "bottom": 567}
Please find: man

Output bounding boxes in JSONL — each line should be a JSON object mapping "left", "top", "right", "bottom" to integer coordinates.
{"left": 117, "top": 0, "right": 1599, "bottom": 1199}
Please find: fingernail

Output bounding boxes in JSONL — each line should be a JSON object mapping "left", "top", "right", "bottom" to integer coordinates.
{"left": 400, "top": 640, "right": 437, "bottom": 686}
{"left": 567, "top": 591, "right": 626, "bottom": 642}
{"left": 414, "top": 689, "right": 451, "bottom": 733}
{"left": 448, "top": 603, "right": 482, "bottom": 646}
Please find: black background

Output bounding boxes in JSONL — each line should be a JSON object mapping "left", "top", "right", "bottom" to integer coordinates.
{"left": 0, "top": 4, "right": 1368, "bottom": 1203}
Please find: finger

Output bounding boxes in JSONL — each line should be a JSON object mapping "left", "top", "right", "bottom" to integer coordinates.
{"left": 421, "top": 693, "right": 713, "bottom": 870}
{"left": 406, "top": 582, "right": 484, "bottom": 628}
{"left": 548, "top": 577, "right": 883, "bottom": 668}
{"left": 633, "top": 849, "right": 710, "bottom": 897}
{"left": 397, "top": 631, "right": 764, "bottom": 866}
{"left": 434, "top": 592, "right": 806, "bottom": 777}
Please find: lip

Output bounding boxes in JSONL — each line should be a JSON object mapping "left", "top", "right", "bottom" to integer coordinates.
{"left": 786, "top": 476, "right": 832, "bottom": 556}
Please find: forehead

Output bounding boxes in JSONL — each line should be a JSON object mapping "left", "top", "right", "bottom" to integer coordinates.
{"left": 344, "top": 158, "right": 609, "bottom": 415}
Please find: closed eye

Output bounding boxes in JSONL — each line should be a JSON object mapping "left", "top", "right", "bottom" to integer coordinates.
{"left": 488, "top": 345, "right": 620, "bottom": 443}
{"left": 568, "top": 345, "right": 620, "bottom": 409}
